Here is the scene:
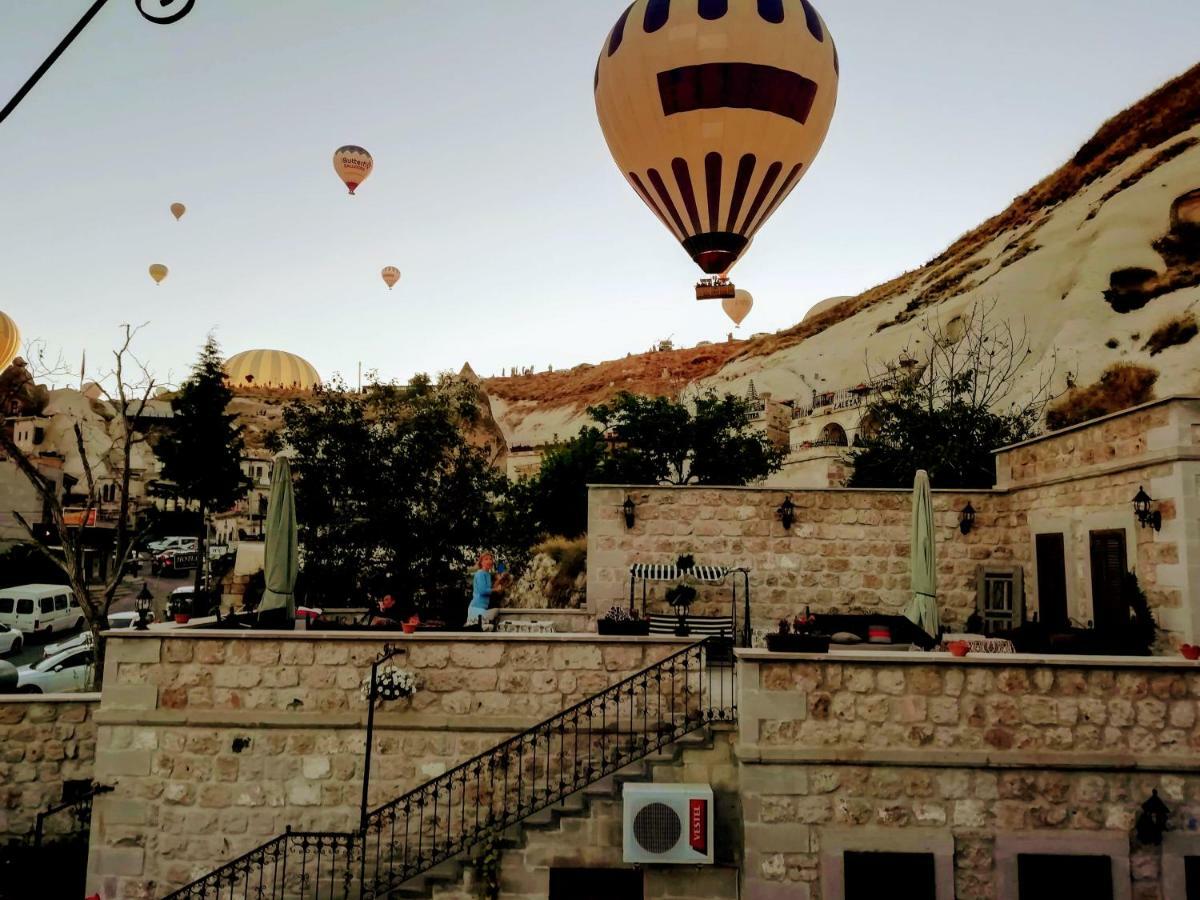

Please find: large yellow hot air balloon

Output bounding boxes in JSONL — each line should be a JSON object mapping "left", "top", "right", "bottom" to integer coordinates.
{"left": 0, "top": 311, "right": 19, "bottom": 371}
{"left": 170, "top": 202, "right": 186, "bottom": 221}
{"left": 595, "top": 1, "right": 839, "bottom": 276}
{"left": 149, "top": 264, "right": 168, "bottom": 285}
{"left": 333, "top": 146, "right": 373, "bottom": 195}
{"left": 381, "top": 266, "right": 401, "bottom": 290}
{"left": 723, "top": 289, "right": 754, "bottom": 327}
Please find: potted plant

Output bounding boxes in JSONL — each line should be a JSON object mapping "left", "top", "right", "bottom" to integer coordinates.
{"left": 402, "top": 615, "right": 420, "bottom": 635}
{"left": 597, "top": 606, "right": 649, "bottom": 636}
{"left": 665, "top": 583, "right": 698, "bottom": 636}
{"left": 766, "top": 610, "right": 830, "bottom": 653}
{"left": 675, "top": 553, "right": 695, "bottom": 572}
{"left": 169, "top": 594, "right": 192, "bottom": 625}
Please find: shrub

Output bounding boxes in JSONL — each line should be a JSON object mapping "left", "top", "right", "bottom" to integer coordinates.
{"left": 532, "top": 536, "right": 587, "bottom": 607}
{"left": 1046, "top": 364, "right": 1158, "bottom": 430}
{"left": 1142, "top": 313, "right": 1198, "bottom": 356}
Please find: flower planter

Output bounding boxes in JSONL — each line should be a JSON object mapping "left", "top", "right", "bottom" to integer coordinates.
{"left": 174, "top": 613, "right": 191, "bottom": 625}
{"left": 597, "top": 620, "right": 650, "bottom": 636}
{"left": 402, "top": 623, "right": 418, "bottom": 634}
{"left": 766, "top": 633, "right": 830, "bottom": 653}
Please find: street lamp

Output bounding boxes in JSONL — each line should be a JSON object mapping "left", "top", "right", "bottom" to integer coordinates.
{"left": 622, "top": 496, "right": 636, "bottom": 529}
{"left": 1132, "top": 487, "right": 1162, "bottom": 531}
{"left": 959, "top": 502, "right": 976, "bottom": 535}
{"left": 135, "top": 583, "right": 153, "bottom": 630}
{"left": 777, "top": 496, "right": 796, "bottom": 531}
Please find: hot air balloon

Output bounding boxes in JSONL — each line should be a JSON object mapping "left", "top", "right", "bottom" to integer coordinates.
{"left": 149, "top": 264, "right": 168, "bottom": 285}
{"left": 723, "top": 289, "right": 754, "bottom": 327}
{"left": 170, "top": 202, "right": 186, "bottom": 221}
{"left": 333, "top": 146, "right": 373, "bottom": 195}
{"left": 0, "top": 311, "right": 19, "bottom": 371}
{"left": 594, "top": 1, "right": 839, "bottom": 277}
{"left": 381, "top": 267, "right": 401, "bottom": 290}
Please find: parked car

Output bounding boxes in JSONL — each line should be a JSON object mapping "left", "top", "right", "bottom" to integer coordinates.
{"left": 0, "top": 623, "right": 22, "bottom": 657}
{"left": 16, "top": 646, "right": 94, "bottom": 693}
{"left": 0, "top": 584, "right": 83, "bottom": 636}
{"left": 147, "top": 536, "right": 199, "bottom": 554}
{"left": 42, "top": 611, "right": 152, "bottom": 659}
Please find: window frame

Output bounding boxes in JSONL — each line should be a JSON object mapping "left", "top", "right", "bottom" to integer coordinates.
{"left": 819, "top": 828, "right": 954, "bottom": 900}
{"left": 1161, "top": 832, "right": 1200, "bottom": 900}
{"left": 975, "top": 564, "right": 1025, "bottom": 634}
{"left": 994, "top": 831, "right": 1130, "bottom": 900}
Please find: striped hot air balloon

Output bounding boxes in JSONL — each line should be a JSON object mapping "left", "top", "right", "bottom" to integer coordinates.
{"left": 595, "top": 0, "right": 839, "bottom": 276}
{"left": 381, "top": 266, "right": 401, "bottom": 290}
{"left": 224, "top": 349, "right": 321, "bottom": 391}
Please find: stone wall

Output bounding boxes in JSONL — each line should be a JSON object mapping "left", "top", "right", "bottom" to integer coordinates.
{"left": 738, "top": 650, "right": 1200, "bottom": 900}
{"left": 0, "top": 694, "right": 99, "bottom": 841}
{"left": 588, "top": 485, "right": 998, "bottom": 634}
{"left": 86, "top": 631, "right": 688, "bottom": 898}
{"left": 588, "top": 396, "right": 1200, "bottom": 645}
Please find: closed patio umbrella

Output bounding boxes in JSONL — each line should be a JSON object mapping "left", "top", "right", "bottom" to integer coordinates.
{"left": 903, "top": 469, "right": 940, "bottom": 638}
{"left": 258, "top": 455, "right": 297, "bottom": 624}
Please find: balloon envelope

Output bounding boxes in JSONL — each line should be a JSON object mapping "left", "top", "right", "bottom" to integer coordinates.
{"left": 595, "top": 1, "right": 839, "bottom": 275}
{"left": 149, "top": 264, "right": 168, "bottom": 285}
{"left": 333, "top": 146, "right": 373, "bottom": 195}
{"left": 723, "top": 290, "right": 754, "bottom": 327}
{"left": 381, "top": 267, "right": 401, "bottom": 290}
{"left": 170, "top": 202, "right": 186, "bottom": 220}
{"left": 0, "top": 310, "right": 19, "bottom": 371}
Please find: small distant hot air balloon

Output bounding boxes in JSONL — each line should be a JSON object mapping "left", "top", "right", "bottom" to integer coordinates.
{"left": 0, "top": 310, "right": 19, "bottom": 371}
{"left": 149, "top": 264, "right": 168, "bottom": 285}
{"left": 381, "top": 267, "right": 401, "bottom": 290}
{"left": 170, "top": 202, "right": 186, "bottom": 221}
{"left": 595, "top": 1, "right": 839, "bottom": 278}
{"left": 723, "top": 290, "right": 754, "bottom": 327}
{"left": 333, "top": 146, "right": 373, "bottom": 195}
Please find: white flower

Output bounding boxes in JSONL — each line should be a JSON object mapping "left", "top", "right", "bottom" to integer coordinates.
{"left": 359, "top": 665, "right": 419, "bottom": 702}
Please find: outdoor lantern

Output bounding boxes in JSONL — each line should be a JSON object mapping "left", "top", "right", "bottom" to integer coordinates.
{"left": 622, "top": 496, "right": 636, "bottom": 529}
{"left": 135, "top": 583, "right": 153, "bottom": 630}
{"left": 1132, "top": 486, "right": 1162, "bottom": 531}
{"left": 777, "top": 496, "right": 796, "bottom": 531}
{"left": 959, "top": 502, "right": 976, "bottom": 535}
{"left": 1136, "top": 789, "right": 1170, "bottom": 845}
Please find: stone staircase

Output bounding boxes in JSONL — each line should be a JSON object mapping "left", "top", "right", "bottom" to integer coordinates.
{"left": 396, "top": 728, "right": 738, "bottom": 900}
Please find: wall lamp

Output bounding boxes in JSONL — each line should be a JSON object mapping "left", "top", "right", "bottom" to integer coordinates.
{"left": 1136, "top": 789, "right": 1170, "bottom": 845}
{"left": 622, "top": 496, "right": 636, "bottom": 530}
{"left": 1132, "top": 486, "right": 1162, "bottom": 531}
{"left": 959, "top": 502, "right": 976, "bottom": 535}
{"left": 777, "top": 495, "right": 796, "bottom": 531}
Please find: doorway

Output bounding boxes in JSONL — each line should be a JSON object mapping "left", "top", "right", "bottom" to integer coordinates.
{"left": 1035, "top": 533, "right": 1068, "bottom": 628}
{"left": 1089, "top": 530, "right": 1129, "bottom": 631}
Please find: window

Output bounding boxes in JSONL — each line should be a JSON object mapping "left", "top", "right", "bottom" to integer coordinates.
{"left": 1034, "top": 533, "right": 1068, "bottom": 628}
{"left": 54, "top": 595, "right": 68, "bottom": 611}
{"left": 548, "top": 869, "right": 642, "bottom": 900}
{"left": 818, "top": 422, "right": 849, "bottom": 447}
{"left": 995, "top": 832, "right": 1129, "bottom": 900}
{"left": 40, "top": 597, "right": 54, "bottom": 614}
{"left": 0, "top": 598, "right": 12, "bottom": 614}
{"left": 16, "top": 598, "right": 33, "bottom": 615}
{"left": 1089, "top": 530, "right": 1129, "bottom": 631}
{"left": 1018, "top": 855, "right": 1112, "bottom": 899}
{"left": 845, "top": 851, "right": 936, "bottom": 899}
{"left": 1186, "top": 857, "right": 1200, "bottom": 900}
{"left": 820, "top": 829, "right": 954, "bottom": 899}
{"left": 976, "top": 566, "right": 1024, "bottom": 634}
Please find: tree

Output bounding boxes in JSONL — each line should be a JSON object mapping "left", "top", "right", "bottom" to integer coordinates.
{"left": 275, "top": 374, "right": 505, "bottom": 620}
{"left": 516, "top": 390, "right": 785, "bottom": 538}
{"left": 156, "top": 335, "right": 249, "bottom": 593}
{"left": 846, "top": 301, "right": 1053, "bottom": 489}
{"left": 0, "top": 325, "right": 157, "bottom": 686}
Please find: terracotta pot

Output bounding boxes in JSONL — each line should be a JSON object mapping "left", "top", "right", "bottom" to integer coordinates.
{"left": 1181, "top": 644, "right": 1200, "bottom": 661}
{"left": 402, "top": 623, "right": 418, "bottom": 634}
{"left": 948, "top": 641, "right": 970, "bottom": 658}
{"left": 174, "top": 613, "right": 190, "bottom": 625}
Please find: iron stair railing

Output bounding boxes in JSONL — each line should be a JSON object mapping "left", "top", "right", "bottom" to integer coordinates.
{"left": 162, "top": 637, "right": 736, "bottom": 900}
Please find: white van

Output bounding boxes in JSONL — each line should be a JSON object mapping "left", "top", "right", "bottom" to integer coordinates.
{"left": 0, "top": 584, "right": 85, "bottom": 636}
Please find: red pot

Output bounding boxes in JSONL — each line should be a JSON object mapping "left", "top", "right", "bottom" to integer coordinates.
{"left": 174, "top": 613, "right": 190, "bottom": 625}
{"left": 947, "top": 641, "right": 970, "bottom": 658}
{"left": 1181, "top": 644, "right": 1200, "bottom": 661}
{"left": 402, "top": 623, "right": 418, "bottom": 634}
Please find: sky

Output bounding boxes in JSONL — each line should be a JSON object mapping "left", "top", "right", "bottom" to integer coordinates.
{"left": 1, "top": 1, "right": 1197, "bottom": 389}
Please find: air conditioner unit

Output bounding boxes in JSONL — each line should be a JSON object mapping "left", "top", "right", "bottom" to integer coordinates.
{"left": 623, "top": 783, "right": 714, "bottom": 865}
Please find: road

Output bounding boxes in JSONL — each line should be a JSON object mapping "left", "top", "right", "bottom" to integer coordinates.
{"left": 3, "top": 571, "right": 186, "bottom": 669}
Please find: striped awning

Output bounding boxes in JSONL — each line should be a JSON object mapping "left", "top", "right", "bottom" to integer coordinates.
{"left": 629, "top": 563, "right": 732, "bottom": 583}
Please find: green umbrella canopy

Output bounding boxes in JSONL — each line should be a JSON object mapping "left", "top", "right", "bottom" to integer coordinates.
{"left": 258, "top": 455, "right": 297, "bottom": 619}
{"left": 904, "top": 469, "right": 940, "bottom": 638}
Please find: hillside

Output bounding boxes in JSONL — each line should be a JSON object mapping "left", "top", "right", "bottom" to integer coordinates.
{"left": 485, "top": 64, "right": 1200, "bottom": 447}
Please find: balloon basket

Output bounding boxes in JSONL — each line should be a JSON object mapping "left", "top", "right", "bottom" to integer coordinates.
{"left": 696, "top": 277, "right": 735, "bottom": 301}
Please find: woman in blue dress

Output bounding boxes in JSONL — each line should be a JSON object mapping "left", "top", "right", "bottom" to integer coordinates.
{"left": 466, "top": 552, "right": 501, "bottom": 626}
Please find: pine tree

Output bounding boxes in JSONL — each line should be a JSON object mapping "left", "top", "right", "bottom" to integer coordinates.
{"left": 157, "top": 336, "right": 249, "bottom": 595}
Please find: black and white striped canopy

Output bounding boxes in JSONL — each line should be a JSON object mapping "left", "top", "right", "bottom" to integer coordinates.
{"left": 629, "top": 563, "right": 731, "bottom": 583}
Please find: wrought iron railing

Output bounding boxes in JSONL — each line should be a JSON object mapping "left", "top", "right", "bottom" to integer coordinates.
{"left": 163, "top": 638, "right": 735, "bottom": 899}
